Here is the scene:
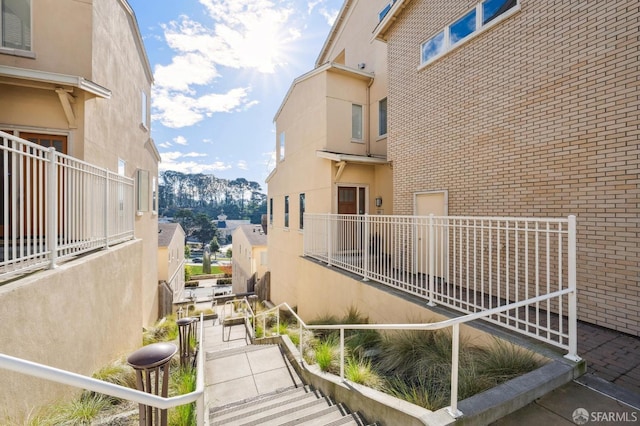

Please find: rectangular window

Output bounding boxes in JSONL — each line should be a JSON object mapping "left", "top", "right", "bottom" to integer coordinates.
{"left": 483, "top": 0, "right": 517, "bottom": 24}
{"left": 299, "top": 193, "right": 305, "bottom": 230}
{"left": 279, "top": 132, "right": 285, "bottom": 162}
{"left": 420, "top": 0, "right": 519, "bottom": 67}
{"left": 152, "top": 176, "right": 157, "bottom": 213}
{"left": 118, "top": 159, "right": 126, "bottom": 176}
{"left": 141, "top": 91, "right": 148, "bottom": 129}
{"left": 450, "top": 9, "right": 476, "bottom": 45}
{"left": 269, "top": 198, "right": 273, "bottom": 224}
{"left": 137, "top": 169, "right": 149, "bottom": 212}
{"left": 378, "top": 98, "right": 387, "bottom": 136}
{"left": 1, "top": 0, "right": 31, "bottom": 51}
{"left": 284, "top": 195, "right": 289, "bottom": 228}
{"left": 352, "top": 104, "right": 363, "bottom": 140}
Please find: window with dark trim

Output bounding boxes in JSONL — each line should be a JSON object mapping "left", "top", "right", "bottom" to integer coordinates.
{"left": 269, "top": 198, "right": 273, "bottom": 224}
{"left": 284, "top": 196, "right": 289, "bottom": 228}
{"left": 379, "top": 98, "right": 387, "bottom": 137}
{"left": 299, "top": 193, "right": 305, "bottom": 229}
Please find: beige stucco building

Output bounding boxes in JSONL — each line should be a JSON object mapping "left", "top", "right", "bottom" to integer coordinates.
{"left": 158, "top": 222, "right": 186, "bottom": 307}
{"left": 267, "top": 0, "right": 393, "bottom": 314}
{"left": 0, "top": 0, "right": 160, "bottom": 418}
{"left": 268, "top": 0, "right": 639, "bottom": 338}
{"left": 232, "top": 224, "right": 268, "bottom": 295}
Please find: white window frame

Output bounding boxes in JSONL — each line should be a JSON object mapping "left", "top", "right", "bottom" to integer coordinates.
{"left": 378, "top": 98, "right": 388, "bottom": 137}
{"left": 137, "top": 169, "right": 150, "bottom": 213}
{"left": 0, "top": 0, "right": 32, "bottom": 54}
{"left": 419, "top": 0, "right": 520, "bottom": 69}
{"left": 351, "top": 104, "right": 363, "bottom": 142}
{"left": 141, "top": 91, "right": 149, "bottom": 129}
{"left": 279, "top": 132, "right": 285, "bottom": 162}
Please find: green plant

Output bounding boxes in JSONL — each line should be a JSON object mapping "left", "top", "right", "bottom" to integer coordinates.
{"left": 476, "top": 338, "right": 540, "bottom": 384}
{"left": 143, "top": 315, "right": 179, "bottom": 345}
{"left": 168, "top": 367, "right": 197, "bottom": 426}
{"left": 84, "top": 359, "right": 137, "bottom": 403}
{"left": 314, "top": 335, "right": 339, "bottom": 373}
{"left": 345, "top": 358, "right": 384, "bottom": 389}
{"left": 386, "top": 375, "right": 448, "bottom": 411}
{"left": 49, "top": 394, "right": 111, "bottom": 425}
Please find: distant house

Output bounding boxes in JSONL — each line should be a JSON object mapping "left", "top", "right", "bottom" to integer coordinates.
{"left": 0, "top": 0, "right": 160, "bottom": 417}
{"left": 232, "top": 224, "right": 268, "bottom": 295}
{"left": 217, "top": 213, "right": 250, "bottom": 243}
{"left": 158, "top": 223, "right": 186, "bottom": 311}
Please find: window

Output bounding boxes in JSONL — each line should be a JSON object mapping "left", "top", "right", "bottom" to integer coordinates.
{"left": 352, "top": 104, "right": 363, "bottom": 140}
{"left": 378, "top": 98, "right": 388, "bottom": 136}
{"left": 1, "top": 0, "right": 31, "bottom": 51}
{"left": 269, "top": 198, "right": 273, "bottom": 224}
{"left": 279, "top": 132, "right": 285, "bottom": 162}
{"left": 118, "top": 159, "right": 126, "bottom": 176}
{"left": 284, "top": 196, "right": 289, "bottom": 228}
{"left": 152, "top": 176, "right": 157, "bottom": 213}
{"left": 141, "top": 91, "right": 148, "bottom": 129}
{"left": 299, "top": 193, "right": 305, "bottom": 230}
{"left": 137, "top": 169, "right": 149, "bottom": 212}
{"left": 420, "top": 0, "right": 518, "bottom": 67}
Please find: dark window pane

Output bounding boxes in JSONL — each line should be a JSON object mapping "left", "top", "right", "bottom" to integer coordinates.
{"left": 483, "top": 0, "right": 517, "bottom": 25}
{"left": 379, "top": 98, "right": 387, "bottom": 136}
{"left": 450, "top": 9, "right": 476, "bottom": 44}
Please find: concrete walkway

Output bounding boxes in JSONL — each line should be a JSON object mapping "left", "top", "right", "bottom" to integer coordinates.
{"left": 199, "top": 311, "right": 640, "bottom": 425}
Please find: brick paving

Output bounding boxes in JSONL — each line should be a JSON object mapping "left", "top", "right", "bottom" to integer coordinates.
{"left": 577, "top": 321, "right": 640, "bottom": 396}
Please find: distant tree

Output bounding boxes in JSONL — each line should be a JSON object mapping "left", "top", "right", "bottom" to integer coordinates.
{"left": 192, "top": 214, "right": 217, "bottom": 247}
{"left": 209, "top": 237, "right": 220, "bottom": 259}
{"left": 184, "top": 245, "right": 191, "bottom": 259}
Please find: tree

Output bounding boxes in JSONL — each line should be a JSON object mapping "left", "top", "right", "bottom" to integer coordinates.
{"left": 192, "top": 214, "right": 217, "bottom": 246}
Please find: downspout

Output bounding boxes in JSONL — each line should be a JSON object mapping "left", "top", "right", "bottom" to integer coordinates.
{"left": 366, "top": 77, "right": 374, "bottom": 156}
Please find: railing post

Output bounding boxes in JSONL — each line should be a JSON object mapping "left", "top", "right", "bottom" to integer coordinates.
{"left": 363, "top": 214, "right": 370, "bottom": 282}
{"left": 446, "top": 324, "right": 463, "bottom": 418}
{"left": 427, "top": 214, "right": 436, "bottom": 307}
{"left": 104, "top": 170, "right": 110, "bottom": 249}
{"left": 565, "top": 215, "right": 581, "bottom": 362}
{"left": 327, "top": 213, "right": 333, "bottom": 267}
{"left": 299, "top": 324, "right": 304, "bottom": 364}
{"left": 47, "top": 147, "right": 58, "bottom": 269}
{"left": 340, "top": 328, "right": 345, "bottom": 380}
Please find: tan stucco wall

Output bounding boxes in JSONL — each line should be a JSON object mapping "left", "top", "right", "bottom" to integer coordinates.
{"left": 0, "top": 241, "right": 143, "bottom": 420}
{"left": 231, "top": 228, "right": 267, "bottom": 294}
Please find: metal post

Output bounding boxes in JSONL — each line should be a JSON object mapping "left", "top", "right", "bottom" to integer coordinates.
{"left": 340, "top": 328, "right": 345, "bottom": 380}
{"left": 104, "top": 170, "right": 110, "bottom": 249}
{"left": 428, "top": 214, "right": 436, "bottom": 306}
{"left": 177, "top": 318, "right": 195, "bottom": 368}
{"left": 327, "top": 213, "right": 333, "bottom": 267}
{"left": 127, "top": 342, "right": 177, "bottom": 426}
{"left": 47, "top": 147, "right": 58, "bottom": 269}
{"left": 565, "top": 215, "right": 581, "bottom": 362}
{"left": 363, "top": 214, "right": 370, "bottom": 281}
{"left": 446, "top": 324, "right": 463, "bottom": 418}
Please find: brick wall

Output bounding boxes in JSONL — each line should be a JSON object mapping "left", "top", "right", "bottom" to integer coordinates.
{"left": 386, "top": 0, "right": 640, "bottom": 335}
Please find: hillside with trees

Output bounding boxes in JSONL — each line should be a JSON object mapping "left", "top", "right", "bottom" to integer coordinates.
{"left": 159, "top": 170, "right": 267, "bottom": 224}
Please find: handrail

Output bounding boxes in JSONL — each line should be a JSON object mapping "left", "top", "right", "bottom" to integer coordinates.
{"left": 254, "top": 289, "right": 578, "bottom": 418}
{"left": 0, "top": 313, "right": 206, "bottom": 422}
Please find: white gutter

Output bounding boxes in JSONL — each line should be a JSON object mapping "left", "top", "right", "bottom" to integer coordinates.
{"left": 316, "top": 150, "right": 388, "bottom": 165}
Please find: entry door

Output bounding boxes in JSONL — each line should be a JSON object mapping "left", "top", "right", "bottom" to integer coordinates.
{"left": 0, "top": 133, "right": 68, "bottom": 238}
{"left": 337, "top": 186, "right": 366, "bottom": 252}
{"left": 414, "top": 191, "right": 447, "bottom": 276}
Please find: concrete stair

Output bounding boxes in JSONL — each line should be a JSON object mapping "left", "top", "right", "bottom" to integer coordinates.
{"left": 209, "top": 385, "right": 373, "bottom": 426}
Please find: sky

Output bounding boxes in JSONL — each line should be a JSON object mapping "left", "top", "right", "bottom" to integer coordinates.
{"left": 127, "top": 0, "right": 344, "bottom": 192}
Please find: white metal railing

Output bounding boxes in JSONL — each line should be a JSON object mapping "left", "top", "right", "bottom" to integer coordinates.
{"left": 304, "top": 213, "right": 578, "bottom": 355}
{"left": 0, "top": 313, "right": 206, "bottom": 425}
{"left": 0, "top": 131, "right": 134, "bottom": 280}
{"left": 254, "top": 298, "right": 578, "bottom": 420}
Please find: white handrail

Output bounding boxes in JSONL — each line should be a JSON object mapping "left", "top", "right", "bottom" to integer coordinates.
{"left": 0, "top": 313, "right": 205, "bottom": 419}
{"left": 254, "top": 289, "right": 578, "bottom": 418}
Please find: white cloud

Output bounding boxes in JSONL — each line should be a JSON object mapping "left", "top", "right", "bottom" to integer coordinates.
{"left": 160, "top": 151, "right": 231, "bottom": 174}
{"left": 236, "top": 160, "right": 248, "bottom": 170}
{"left": 173, "top": 136, "right": 188, "bottom": 146}
{"left": 319, "top": 7, "right": 339, "bottom": 26}
{"left": 158, "top": 141, "right": 172, "bottom": 148}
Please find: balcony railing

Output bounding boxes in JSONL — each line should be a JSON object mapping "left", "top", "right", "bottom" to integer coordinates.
{"left": 304, "top": 213, "right": 578, "bottom": 356}
{"left": 1, "top": 131, "right": 134, "bottom": 280}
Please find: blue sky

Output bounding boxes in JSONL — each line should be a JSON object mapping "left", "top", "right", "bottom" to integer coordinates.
{"left": 127, "top": 0, "right": 343, "bottom": 190}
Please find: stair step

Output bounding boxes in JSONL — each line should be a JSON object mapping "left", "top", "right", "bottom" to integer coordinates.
{"left": 244, "top": 399, "right": 338, "bottom": 426}
{"left": 207, "top": 343, "right": 276, "bottom": 360}
{"left": 278, "top": 403, "right": 352, "bottom": 426}
{"left": 211, "top": 388, "right": 326, "bottom": 425}
{"left": 211, "top": 386, "right": 311, "bottom": 419}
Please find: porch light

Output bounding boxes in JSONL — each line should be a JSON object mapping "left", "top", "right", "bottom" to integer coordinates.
{"left": 375, "top": 197, "right": 383, "bottom": 207}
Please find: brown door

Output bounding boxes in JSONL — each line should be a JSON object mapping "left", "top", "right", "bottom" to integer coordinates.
{"left": 0, "top": 133, "right": 68, "bottom": 238}
{"left": 337, "top": 186, "right": 366, "bottom": 252}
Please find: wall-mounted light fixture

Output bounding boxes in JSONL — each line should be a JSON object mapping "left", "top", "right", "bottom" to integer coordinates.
{"left": 375, "top": 197, "right": 383, "bottom": 207}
